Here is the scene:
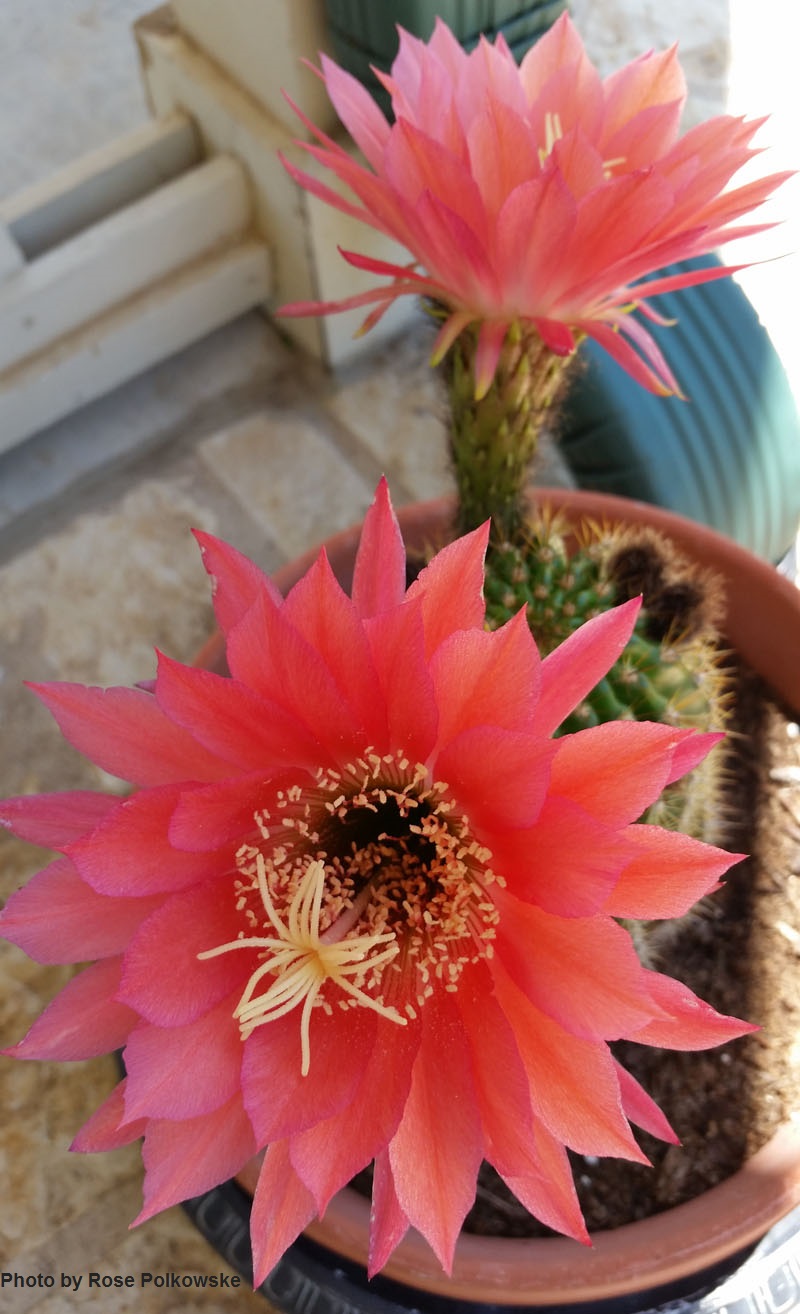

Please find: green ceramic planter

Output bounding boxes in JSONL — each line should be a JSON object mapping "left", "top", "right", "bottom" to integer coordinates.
{"left": 324, "top": 0, "right": 566, "bottom": 111}
{"left": 559, "top": 255, "right": 800, "bottom": 563}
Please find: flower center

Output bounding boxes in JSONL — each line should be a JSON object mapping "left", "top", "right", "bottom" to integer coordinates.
{"left": 198, "top": 751, "right": 500, "bottom": 1073}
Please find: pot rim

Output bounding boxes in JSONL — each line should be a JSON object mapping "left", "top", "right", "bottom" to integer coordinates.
{"left": 230, "top": 488, "right": 800, "bottom": 1303}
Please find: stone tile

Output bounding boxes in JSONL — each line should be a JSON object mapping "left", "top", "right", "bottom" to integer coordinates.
{"left": 198, "top": 411, "right": 376, "bottom": 562}
{"left": 324, "top": 326, "right": 456, "bottom": 505}
{"left": 0, "top": 315, "right": 294, "bottom": 551}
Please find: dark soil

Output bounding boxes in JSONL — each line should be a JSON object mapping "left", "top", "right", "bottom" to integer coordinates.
{"left": 466, "top": 658, "right": 800, "bottom": 1237}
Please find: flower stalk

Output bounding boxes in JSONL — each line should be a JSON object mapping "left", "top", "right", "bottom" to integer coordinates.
{"left": 442, "top": 318, "right": 577, "bottom": 541}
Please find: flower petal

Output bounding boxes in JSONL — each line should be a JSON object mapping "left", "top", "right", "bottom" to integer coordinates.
{"left": 0, "top": 857, "right": 161, "bottom": 963}
{"left": 155, "top": 652, "right": 323, "bottom": 773}
{"left": 67, "top": 785, "right": 230, "bottom": 897}
{"left": 635, "top": 972, "right": 758, "bottom": 1049}
{"left": 241, "top": 1006, "right": 373, "bottom": 1145}
{"left": 4, "top": 958, "right": 136, "bottom": 1060}
{"left": 123, "top": 992, "right": 243, "bottom": 1122}
{"left": 491, "top": 795, "right": 635, "bottom": 917}
{"left": 250, "top": 1141, "right": 317, "bottom": 1289}
{"left": 495, "top": 890, "right": 659, "bottom": 1040}
{"left": 536, "top": 598, "right": 641, "bottom": 735}
{"left": 459, "top": 966, "right": 588, "bottom": 1241}
{"left": 492, "top": 959, "right": 647, "bottom": 1161}
{"left": 351, "top": 476, "right": 408, "bottom": 618}
{"left": 437, "top": 726, "right": 555, "bottom": 830}
{"left": 288, "top": 1013, "right": 420, "bottom": 1215}
{"left": 368, "top": 1151, "right": 411, "bottom": 1279}
{"left": 389, "top": 994, "right": 483, "bottom": 1274}
{"left": 406, "top": 520, "right": 490, "bottom": 659}
{"left": 431, "top": 608, "right": 541, "bottom": 745}
{"left": 0, "top": 790, "right": 118, "bottom": 848}
{"left": 27, "top": 682, "right": 230, "bottom": 787}
{"left": 193, "top": 529, "right": 283, "bottom": 635}
{"left": 549, "top": 721, "right": 713, "bottom": 828}
{"left": 119, "top": 880, "right": 246, "bottom": 1026}
{"left": 71, "top": 1079, "right": 147, "bottom": 1153}
{"left": 605, "top": 824, "right": 743, "bottom": 919}
{"left": 134, "top": 1093, "right": 256, "bottom": 1225}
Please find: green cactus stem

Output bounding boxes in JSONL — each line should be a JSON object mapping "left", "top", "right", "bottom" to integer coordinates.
{"left": 484, "top": 514, "right": 732, "bottom": 845}
{"left": 437, "top": 316, "right": 577, "bottom": 542}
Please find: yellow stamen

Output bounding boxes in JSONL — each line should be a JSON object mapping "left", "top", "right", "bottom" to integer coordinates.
{"left": 198, "top": 857, "right": 405, "bottom": 1076}
{"left": 538, "top": 111, "right": 564, "bottom": 167}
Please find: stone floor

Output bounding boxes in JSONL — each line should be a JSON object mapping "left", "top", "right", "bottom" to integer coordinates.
{"left": 0, "top": 3, "right": 798, "bottom": 1312}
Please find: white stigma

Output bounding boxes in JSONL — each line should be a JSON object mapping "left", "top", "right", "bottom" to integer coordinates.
{"left": 198, "top": 856, "right": 405, "bottom": 1076}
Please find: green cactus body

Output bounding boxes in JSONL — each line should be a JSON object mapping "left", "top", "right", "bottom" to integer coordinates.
{"left": 484, "top": 515, "right": 731, "bottom": 845}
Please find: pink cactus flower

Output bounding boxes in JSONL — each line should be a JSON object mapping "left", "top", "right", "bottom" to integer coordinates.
{"left": 279, "top": 14, "right": 788, "bottom": 397}
{"left": 0, "top": 481, "right": 751, "bottom": 1282}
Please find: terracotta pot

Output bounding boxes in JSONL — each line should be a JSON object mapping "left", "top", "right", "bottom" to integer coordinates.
{"left": 199, "top": 489, "right": 800, "bottom": 1310}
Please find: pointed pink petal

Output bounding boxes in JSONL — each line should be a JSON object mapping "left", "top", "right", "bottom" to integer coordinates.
{"left": 368, "top": 1150, "right": 411, "bottom": 1278}
{"left": 193, "top": 530, "right": 282, "bottom": 635}
{"left": 119, "top": 880, "right": 246, "bottom": 1026}
{"left": 320, "top": 54, "right": 391, "bottom": 169}
{"left": 491, "top": 794, "right": 634, "bottom": 917}
{"left": 458, "top": 966, "right": 588, "bottom": 1241}
{"left": 495, "top": 890, "right": 659, "bottom": 1041}
{"left": 389, "top": 994, "right": 483, "bottom": 1273}
{"left": 67, "top": 784, "right": 229, "bottom": 897}
{"left": 0, "top": 857, "right": 161, "bottom": 963}
{"left": 614, "top": 1061, "right": 679, "bottom": 1144}
{"left": 4, "top": 958, "right": 136, "bottom": 1060}
{"left": 351, "top": 477, "right": 407, "bottom": 618}
{"left": 429, "top": 309, "right": 475, "bottom": 365}
{"left": 473, "top": 320, "right": 508, "bottom": 400}
{"left": 549, "top": 721, "right": 712, "bottom": 828}
{"left": 123, "top": 993, "right": 243, "bottom": 1122}
{"left": 535, "top": 598, "right": 640, "bottom": 736}
{"left": 0, "top": 790, "right": 118, "bottom": 848}
{"left": 155, "top": 652, "right": 323, "bottom": 772}
{"left": 495, "top": 172, "right": 578, "bottom": 307}
{"left": 134, "top": 1093, "right": 256, "bottom": 1225}
{"left": 634, "top": 972, "right": 758, "bottom": 1049}
{"left": 383, "top": 118, "right": 487, "bottom": 248}
{"left": 225, "top": 592, "right": 364, "bottom": 764}
{"left": 250, "top": 1141, "right": 317, "bottom": 1288}
{"left": 289, "top": 1014, "right": 419, "bottom": 1216}
{"left": 71, "top": 1080, "right": 147, "bottom": 1153}
{"left": 437, "top": 726, "right": 555, "bottom": 830}
{"left": 27, "top": 682, "right": 231, "bottom": 787}
{"left": 241, "top": 1007, "right": 374, "bottom": 1145}
{"left": 583, "top": 317, "right": 680, "bottom": 397}
{"left": 282, "top": 549, "right": 387, "bottom": 745}
{"left": 602, "top": 45, "right": 685, "bottom": 140}
{"left": 406, "top": 520, "right": 489, "bottom": 658}
{"left": 364, "top": 600, "right": 439, "bottom": 764}
{"left": 431, "top": 608, "right": 541, "bottom": 745}
{"left": 666, "top": 730, "right": 725, "bottom": 784}
{"left": 605, "top": 824, "right": 743, "bottom": 919}
{"left": 167, "top": 772, "right": 297, "bottom": 853}
{"left": 492, "top": 959, "right": 647, "bottom": 1161}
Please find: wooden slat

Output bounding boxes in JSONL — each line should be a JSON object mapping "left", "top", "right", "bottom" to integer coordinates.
{"left": 0, "top": 155, "right": 252, "bottom": 375}
{"left": 0, "top": 114, "right": 201, "bottom": 260}
{"left": 0, "top": 240, "right": 271, "bottom": 452}
{"left": 0, "top": 223, "right": 24, "bottom": 281}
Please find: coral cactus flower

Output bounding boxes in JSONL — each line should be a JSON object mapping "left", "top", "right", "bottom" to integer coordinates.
{"left": 279, "top": 13, "right": 788, "bottom": 397}
{"left": 0, "top": 481, "right": 752, "bottom": 1282}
